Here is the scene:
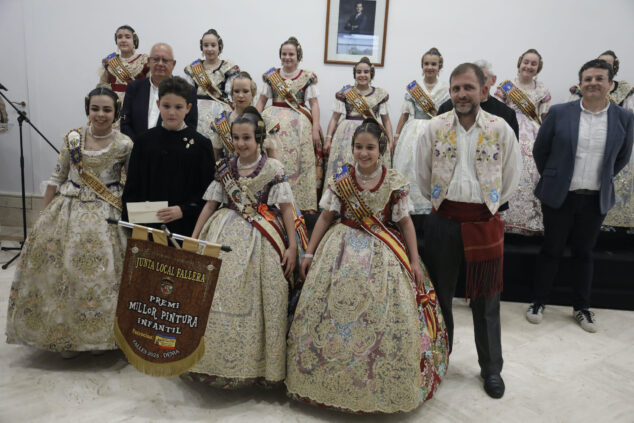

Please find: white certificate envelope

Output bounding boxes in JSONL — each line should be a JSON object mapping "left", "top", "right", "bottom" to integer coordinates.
{"left": 126, "top": 201, "right": 168, "bottom": 224}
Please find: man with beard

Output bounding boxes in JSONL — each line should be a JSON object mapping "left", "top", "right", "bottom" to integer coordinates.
{"left": 438, "top": 60, "right": 519, "bottom": 139}
{"left": 415, "top": 63, "right": 520, "bottom": 399}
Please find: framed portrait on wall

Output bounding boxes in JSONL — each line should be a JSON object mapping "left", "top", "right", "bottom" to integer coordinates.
{"left": 324, "top": 0, "right": 389, "bottom": 66}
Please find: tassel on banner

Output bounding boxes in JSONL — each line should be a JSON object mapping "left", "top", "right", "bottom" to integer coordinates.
{"left": 114, "top": 319, "right": 206, "bottom": 378}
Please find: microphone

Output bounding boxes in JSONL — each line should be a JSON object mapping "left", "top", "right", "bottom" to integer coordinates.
{"left": 12, "top": 101, "right": 26, "bottom": 107}
{"left": 0, "top": 83, "right": 6, "bottom": 91}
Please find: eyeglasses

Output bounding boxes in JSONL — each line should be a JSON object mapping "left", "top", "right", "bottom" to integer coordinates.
{"left": 150, "top": 56, "right": 174, "bottom": 64}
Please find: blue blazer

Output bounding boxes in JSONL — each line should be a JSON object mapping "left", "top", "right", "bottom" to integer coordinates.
{"left": 120, "top": 77, "right": 198, "bottom": 141}
{"left": 533, "top": 100, "right": 633, "bottom": 214}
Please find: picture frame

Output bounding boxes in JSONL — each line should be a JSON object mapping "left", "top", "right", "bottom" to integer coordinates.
{"left": 324, "top": 0, "right": 390, "bottom": 66}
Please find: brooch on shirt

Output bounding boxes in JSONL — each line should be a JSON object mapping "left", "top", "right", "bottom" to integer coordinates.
{"left": 183, "top": 137, "right": 195, "bottom": 149}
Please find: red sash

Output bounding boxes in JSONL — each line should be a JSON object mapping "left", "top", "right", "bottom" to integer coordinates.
{"left": 334, "top": 165, "right": 413, "bottom": 280}
{"left": 216, "top": 158, "right": 287, "bottom": 261}
{"left": 433, "top": 200, "right": 504, "bottom": 298}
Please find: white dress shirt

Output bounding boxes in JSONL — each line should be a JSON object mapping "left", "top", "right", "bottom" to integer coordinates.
{"left": 147, "top": 78, "right": 160, "bottom": 129}
{"left": 570, "top": 101, "right": 609, "bottom": 191}
{"left": 445, "top": 115, "right": 489, "bottom": 203}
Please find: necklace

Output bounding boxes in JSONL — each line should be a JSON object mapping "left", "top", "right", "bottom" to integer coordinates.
{"left": 237, "top": 153, "right": 261, "bottom": 170}
{"left": 88, "top": 125, "right": 113, "bottom": 139}
{"left": 355, "top": 163, "right": 382, "bottom": 183}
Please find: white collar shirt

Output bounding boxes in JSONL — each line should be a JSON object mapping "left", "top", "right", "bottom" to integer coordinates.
{"left": 147, "top": 78, "right": 161, "bottom": 129}
{"left": 570, "top": 101, "right": 609, "bottom": 191}
{"left": 445, "top": 110, "right": 487, "bottom": 203}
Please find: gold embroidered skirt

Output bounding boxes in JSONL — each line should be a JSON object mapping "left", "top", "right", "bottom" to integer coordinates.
{"left": 6, "top": 193, "right": 127, "bottom": 352}
{"left": 286, "top": 224, "right": 448, "bottom": 413}
{"left": 188, "top": 208, "right": 288, "bottom": 386}
{"left": 262, "top": 106, "right": 317, "bottom": 212}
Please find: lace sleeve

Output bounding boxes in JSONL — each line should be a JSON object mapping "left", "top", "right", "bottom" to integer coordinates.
{"left": 268, "top": 182, "right": 295, "bottom": 205}
{"left": 391, "top": 188, "right": 414, "bottom": 222}
{"left": 400, "top": 92, "right": 415, "bottom": 115}
{"left": 332, "top": 97, "right": 346, "bottom": 114}
{"left": 378, "top": 101, "right": 390, "bottom": 116}
{"left": 319, "top": 187, "right": 342, "bottom": 212}
{"left": 202, "top": 180, "right": 227, "bottom": 203}
{"left": 261, "top": 83, "right": 273, "bottom": 99}
{"left": 305, "top": 84, "right": 319, "bottom": 102}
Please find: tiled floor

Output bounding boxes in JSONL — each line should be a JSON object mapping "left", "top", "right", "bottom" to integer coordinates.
{"left": 1, "top": 240, "right": 633, "bottom": 423}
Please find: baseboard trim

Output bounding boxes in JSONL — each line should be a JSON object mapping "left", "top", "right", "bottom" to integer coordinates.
{"left": 0, "top": 192, "right": 43, "bottom": 230}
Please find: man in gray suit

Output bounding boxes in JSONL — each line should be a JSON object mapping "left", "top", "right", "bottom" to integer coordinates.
{"left": 527, "top": 59, "right": 633, "bottom": 332}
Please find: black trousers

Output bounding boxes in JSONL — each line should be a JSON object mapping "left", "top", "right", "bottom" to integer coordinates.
{"left": 533, "top": 192, "right": 605, "bottom": 310}
{"left": 422, "top": 213, "right": 503, "bottom": 377}
{"left": 411, "top": 214, "right": 427, "bottom": 258}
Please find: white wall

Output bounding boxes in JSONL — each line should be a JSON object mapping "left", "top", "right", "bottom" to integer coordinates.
{"left": 1, "top": 0, "right": 633, "bottom": 194}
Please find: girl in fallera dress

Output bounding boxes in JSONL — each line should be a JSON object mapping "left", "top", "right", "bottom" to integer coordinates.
{"left": 324, "top": 56, "right": 393, "bottom": 178}
{"left": 187, "top": 106, "right": 297, "bottom": 389}
{"left": 184, "top": 29, "right": 240, "bottom": 140}
{"left": 97, "top": 25, "right": 150, "bottom": 102}
{"left": 256, "top": 36, "right": 322, "bottom": 214}
{"left": 6, "top": 88, "right": 133, "bottom": 359}
{"left": 393, "top": 47, "right": 450, "bottom": 217}
{"left": 122, "top": 76, "right": 214, "bottom": 236}
{"left": 286, "top": 119, "right": 448, "bottom": 413}
{"left": 494, "top": 48, "right": 551, "bottom": 235}
{"left": 209, "top": 71, "right": 279, "bottom": 160}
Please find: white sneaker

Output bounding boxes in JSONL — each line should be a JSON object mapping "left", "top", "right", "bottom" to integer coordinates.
{"left": 526, "top": 303, "right": 545, "bottom": 324}
{"left": 573, "top": 309, "right": 597, "bottom": 333}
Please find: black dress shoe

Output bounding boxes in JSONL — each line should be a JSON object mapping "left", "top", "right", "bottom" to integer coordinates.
{"left": 483, "top": 374, "right": 505, "bottom": 398}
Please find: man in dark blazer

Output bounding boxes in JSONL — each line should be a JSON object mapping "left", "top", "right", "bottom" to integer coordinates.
{"left": 120, "top": 42, "right": 197, "bottom": 141}
{"left": 344, "top": 2, "right": 368, "bottom": 34}
{"left": 526, "top": 59, "right": 633, "bottom": 332}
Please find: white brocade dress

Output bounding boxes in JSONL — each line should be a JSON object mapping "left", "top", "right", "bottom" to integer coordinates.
{"left": 6, "top": 129, "right": 132, "bottom": 352}
{"left": 185, "top": 59, "right": 240, "bottom": 139}
{"left": 495, "top": 79, "right": 551, "bottom": 234}
{"left": 187, "top": 156, "right": 295, "bottom": 388}
{"left": 286, "top": 167, "right": 448, "bottom": 413}
{"left": 261, "top": 68, "right": 319, "bottom": 212}
{"left": 393, "top": 81, "right": 450, "bottom": 214}
{"left": 326, "top": 86, "right": 391, "bottom": 178}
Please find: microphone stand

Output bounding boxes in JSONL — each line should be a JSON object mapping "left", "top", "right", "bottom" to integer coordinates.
{"left": 0, "top": 82, "right": 59, "bottom": 269}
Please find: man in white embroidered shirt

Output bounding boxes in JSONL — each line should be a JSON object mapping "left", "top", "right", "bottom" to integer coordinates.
{"left": 527, "top": 59, "right": 633, "bottom": 333}
{"left": 416, "top": 63, "right": 520, "bottom": 399}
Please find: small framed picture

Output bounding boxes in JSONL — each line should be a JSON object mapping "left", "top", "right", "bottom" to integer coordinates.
{"left": 324, "top": 0, "right": 390, "bottom": 66}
